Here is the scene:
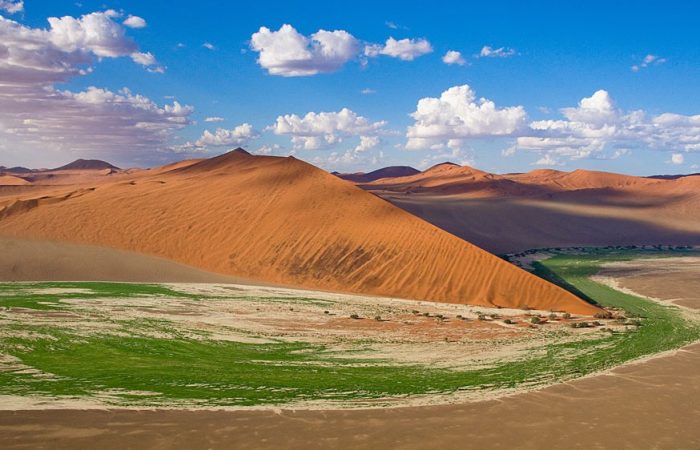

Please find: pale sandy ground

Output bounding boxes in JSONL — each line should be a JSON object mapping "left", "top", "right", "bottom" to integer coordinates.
{"left": 0, "top": 252, "right": 699, "bottom": 448}
{"left": 595, "top": 257, "right": 700, "bottom": 310}
{"left": 0, "top": 281, "right": 618, "bottom": 411}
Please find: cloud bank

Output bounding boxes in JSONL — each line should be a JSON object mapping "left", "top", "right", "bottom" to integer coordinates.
{"left": 0, "top": 11, "right": 185, "bottom": 165}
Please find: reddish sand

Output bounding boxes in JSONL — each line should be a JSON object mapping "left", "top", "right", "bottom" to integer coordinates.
{"left": 0, "top": 149, "right": 598, "bottom": 314}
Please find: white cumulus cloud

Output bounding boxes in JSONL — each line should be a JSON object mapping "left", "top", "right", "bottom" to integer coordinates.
{"left": 670, "top": 153, "right": 684, "bottom": 165}
{"left": 270, "top": 108, "right": 387, "bottom": 150}
{"left": 123, "top": 15, "right": 147, "bottom": 29}
{"left": 364, "top": 37, "right": 432, "bottom": 61}
{"left": 0, "top": 0, "right": 22, "bottom": 13}
{"left": 354, "top": 135, "right": 380, "bottom": 152}
{"left": 194, "top": 123, "right": 259, "bottom": 147}
{"left": 250, "top": 24, "right": 359, "bottom": 76}
{"left": 515, "top": 90, "right": 700, "bottom": 162}
{"left": 406, "top": 84, "right": 527, "bottom": 150}
{"left": 204, "top": 116, "right": 225, "bottom": 122}
{"left": 442, "top": 50, "right": 466, "bottom": 65}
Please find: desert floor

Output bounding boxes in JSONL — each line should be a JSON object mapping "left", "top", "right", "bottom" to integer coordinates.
{"left": 0, "top": 242, "right": 699, "bottom": 449}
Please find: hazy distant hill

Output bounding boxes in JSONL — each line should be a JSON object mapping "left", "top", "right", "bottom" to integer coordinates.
{"left": 53, "top": 159, "right": 120, "bottom": 171}
{"left": 335, "top": 166, "right": 420, "bottom": 183}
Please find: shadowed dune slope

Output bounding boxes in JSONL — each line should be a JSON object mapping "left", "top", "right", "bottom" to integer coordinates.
{"left": 0, "top": 149, "right": 598, "bottom": 314}
{"left": 361, "top": 164, "right": 700, "bottom": 253}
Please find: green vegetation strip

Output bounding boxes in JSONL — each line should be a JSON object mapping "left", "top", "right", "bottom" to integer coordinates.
{"left": 0, "top": 250, "right": 698, "bottom": 407}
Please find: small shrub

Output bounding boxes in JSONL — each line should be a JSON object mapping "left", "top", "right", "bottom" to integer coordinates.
{"left": 563, "top": 312, "right": 572, "bottom": 320}
{"left": 503, "top": 319, "right": 514, "bottom": 325}
{"left": 411, "top": 310, "right": 419, "bottom": 315}
{"left": 478, "top": 314, "right": 487, "bottom": 321}
{"left": 530, "top": 316, "right": 542, "bottom": 325}
{"left": 548, "top": 313, "right": 557, "bottom": 320}
{"left": 350, "top": 314, "right": 360, "bottom": 320}
{"left": 374, "top": 315, "right": 382, "bottom": 321}
{"left": 594, "top": 312, "right": 613, "bottom": 319}
{"left": 323, "top": 310, "right": 329, "bottom": 314}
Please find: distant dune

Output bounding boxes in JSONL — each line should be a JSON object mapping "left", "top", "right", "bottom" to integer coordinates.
{"left": 648, "top": 172, "right": 700, "bottom": 180}
{"left": 52, "top": 159, "right": 121, "bottom": 171}
{"left": 0, "top": 148, "right": 598, "bottom": 314}
{"left": 360, "top": 164, "right": 700, "bottom": 253}
{"left": 0, "top": 175, "right": 31, "bottom": 186}
{"left": 0, "top": 166, "right": 33, "bottom": 174}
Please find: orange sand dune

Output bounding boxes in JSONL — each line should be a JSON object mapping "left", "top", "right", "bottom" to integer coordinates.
{"left": 366, "top": 162, "right": 542, "bottom": 197}
{"left": 509, "top": 168, "right": 660, "bottom": 190}
{"left": 0, "top": 149, "right": 598, "bottom": 314}
{"left": 0, "top": 175, "right": 30, "bottom": 186}
{"left": 358, "top": 163, "right": 700, "bottom": 253}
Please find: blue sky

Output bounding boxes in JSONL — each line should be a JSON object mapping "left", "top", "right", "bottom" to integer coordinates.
{"left": 2, "top": 0, "right": 699, "bottom": 174}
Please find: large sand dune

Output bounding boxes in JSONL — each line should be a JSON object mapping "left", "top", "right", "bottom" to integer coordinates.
{"left": 359, "top": 165, "right": 700, "bottom": 253}
{"left": 0, "top": 149, "right": 597, "bottom": 314}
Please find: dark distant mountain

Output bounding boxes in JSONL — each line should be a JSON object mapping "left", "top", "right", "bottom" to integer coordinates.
{"left": 53, "top": 159, "right": 120, "bottom": 171}
{"left": 335, "top": 166, "right": 420, "bottom": 183}
{"left": 647, "top": 173, "right": 700, "bottom": 180}
{"left": 0, "top": 166, "right": 33, "bottom": 174}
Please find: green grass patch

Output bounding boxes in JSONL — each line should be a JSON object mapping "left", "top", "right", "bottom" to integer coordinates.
{"left": 1, "top": 249, "right": 698, "bottom": 407}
